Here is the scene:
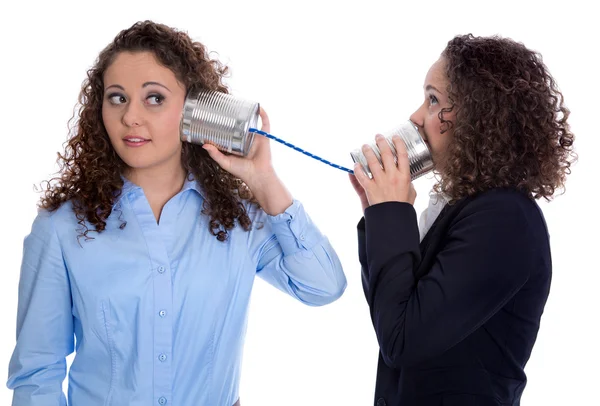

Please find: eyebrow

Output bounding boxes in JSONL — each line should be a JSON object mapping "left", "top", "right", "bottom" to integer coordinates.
{"left": 425, "top": 84, "right": 441, "bottom": 93}
{"left": 104, "top": 81, "right": 172, "bottom": 93}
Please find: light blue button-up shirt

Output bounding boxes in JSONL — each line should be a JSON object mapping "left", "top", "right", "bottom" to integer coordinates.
{"left": 7, "top": 176, "right": 347, "bottom": 406}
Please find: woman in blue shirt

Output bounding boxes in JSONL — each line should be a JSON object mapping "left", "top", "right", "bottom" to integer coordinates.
{"left": 8, "top": 20, "right": 347, "bottom": 406}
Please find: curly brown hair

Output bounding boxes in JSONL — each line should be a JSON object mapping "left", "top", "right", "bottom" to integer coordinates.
{"left": 434, "top": 34, "right": 576, "bottom": 201}
{"left": 40, "top": 20, "right": 255, "bottom": 242}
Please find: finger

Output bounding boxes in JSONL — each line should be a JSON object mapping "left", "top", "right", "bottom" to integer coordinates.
{"left": 376, "top": 134, "right": 396, "bottom": 173}
{"left": 348, "top": 172, "right": 358, "bottom": 187}
{"left": 392, "top": 135, "right": 411, "bottom": 179}
{"left": 353, "top": 162, "right": 371, "bottom": 191}
{"left": 245, "top": 107, "right": 270, "bottom": 159}
{"left": 258, "top": 106, "right": 271, "bottom": 134}
{"left": 348, "top": 173, "right": 364, "bottom": 193}
{"left": 246, "top": 126, "right": 270, "bottom": 160}
{"left": 203, "top": 144, "right": 231, "bottom": 171}
{"left": 362, "top": 143, "right": 383, "bottom": 180}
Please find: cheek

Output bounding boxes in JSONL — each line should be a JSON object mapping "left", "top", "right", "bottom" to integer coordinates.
{"left": 425, "top": 113, "right": 443, "bottom": 136}
{"left": 442, "top": 130, "right": 454, "bottom": 150}
{"left": 101, "top": 106, "right": 120, "bottom": 140}
{"left": 155, "top": 106, "right": 183, "bottom": 142}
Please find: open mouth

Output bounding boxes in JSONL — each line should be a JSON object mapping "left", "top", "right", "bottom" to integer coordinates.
{"left": 123, "top": 137, "right": 150, "bottom": 147}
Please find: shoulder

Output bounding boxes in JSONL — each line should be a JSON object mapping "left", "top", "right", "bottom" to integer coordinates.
{"left": 463, "top": 188, "right": 543, "bottom": 220}
{"left": 451, "top": 188, "right": 547, "bottom": 240}
{"left": 29, "top": 200, "right": 81, "bottom": 241}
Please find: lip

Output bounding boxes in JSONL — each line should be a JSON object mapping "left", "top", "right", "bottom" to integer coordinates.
{"left": 123, "top": 136, "right": 150, "bottom": 147}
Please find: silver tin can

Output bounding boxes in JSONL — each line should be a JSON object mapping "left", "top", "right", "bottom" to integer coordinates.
{"left": 350, "top": 121, "right": 434, "bottom": 180}
{"left": 180, "top": 88, "right": 260, "bottom": 156}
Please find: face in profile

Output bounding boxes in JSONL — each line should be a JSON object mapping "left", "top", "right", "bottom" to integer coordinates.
{"left": 410, "top": 57, "right": 455, "bottom": 171}
{"left": 101, "top": 51, "right": 187, "bottom": 176}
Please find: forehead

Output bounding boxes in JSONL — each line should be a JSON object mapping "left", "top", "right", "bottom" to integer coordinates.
{"left": 104, "top": 51, "right": 179, "bottom": 87}
{"left": 424, "top": 57, "right": 448, "bottom": 89}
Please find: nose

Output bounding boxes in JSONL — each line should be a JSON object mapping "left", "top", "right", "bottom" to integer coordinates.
{"left": 409, "top": 105, "right": 424, "bottom": 128}
{"left": 122, "top": 101, "right": 144, "bottom": 127}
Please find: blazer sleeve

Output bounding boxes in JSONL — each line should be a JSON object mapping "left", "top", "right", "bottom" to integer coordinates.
{"left": 7, "top": 211, "right": 74, "bottom": 406}
{"left": 357, "top": 217, "right": 370, "bottom": 303}
{"left": 361, "top": 194, "right": 536, "bottom": 368}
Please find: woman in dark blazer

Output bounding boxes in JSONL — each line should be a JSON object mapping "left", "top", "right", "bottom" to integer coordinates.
{"left": 349, "top": 34, "right": 576, "bottom": 406}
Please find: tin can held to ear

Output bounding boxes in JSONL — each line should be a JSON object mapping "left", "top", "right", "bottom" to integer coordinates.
{"left": 180, "top": 88, "right": 260, "bottom": 156}
{"left": 350, "top": 121, "right": 434, "bottom": 181}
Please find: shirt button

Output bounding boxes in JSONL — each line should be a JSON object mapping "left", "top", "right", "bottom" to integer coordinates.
{"left": 300, "top": 234, "right": 305, "bottom": 240}
{"left": 158, "top": 266, "right": 165, "bottom": 274}
{"left": 158, "top": 353, "right": 167, "bottom": 362}
{"left": 158, "top": 397, "right": 167, "bottom": 405}
{"left": 159, "top": 310, "right": 167, "bottom": 318}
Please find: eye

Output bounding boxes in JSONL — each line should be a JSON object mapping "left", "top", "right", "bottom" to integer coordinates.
{"left": 428, "top": 94, "right": 439, "bottom": 106}
{"left": 146, "top": 94, "right": 165, "bottom": 105}
{"left": 108, "top": 93, "right": 126, "bottom": 105}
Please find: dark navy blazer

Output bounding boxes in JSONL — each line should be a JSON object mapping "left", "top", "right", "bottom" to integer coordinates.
{"left": 358, "top": 188, "right": 551, "bottom": 406}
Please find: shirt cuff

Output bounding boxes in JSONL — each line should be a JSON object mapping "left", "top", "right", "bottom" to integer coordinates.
{"left": 267, "top": 199, "right": 322, "bottom": 255}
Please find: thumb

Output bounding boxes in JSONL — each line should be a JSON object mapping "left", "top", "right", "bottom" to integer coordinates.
{"left": 352, "top": 163, "right": 371, "bottom": 192}
{"left": 348, "top": 173, "right": 363, "bottom": 193}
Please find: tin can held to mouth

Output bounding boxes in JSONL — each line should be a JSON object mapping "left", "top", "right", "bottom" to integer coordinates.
{"left": 180, "top": 88, "right": 260, "bottom": 156}
{"left": 350, "top": 121, "right": 434, "bottom": 181}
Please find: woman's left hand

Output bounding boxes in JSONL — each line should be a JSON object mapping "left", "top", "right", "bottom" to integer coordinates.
{"left": 353, "top": 134, "right": 416, "bottom": 206}
{"left": 202, "top": 107, "right": 293, "bottom": 215}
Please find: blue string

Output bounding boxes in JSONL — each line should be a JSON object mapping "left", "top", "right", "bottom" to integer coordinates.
{"left": 249, "top": 128, "right": 355, "bottom": 174}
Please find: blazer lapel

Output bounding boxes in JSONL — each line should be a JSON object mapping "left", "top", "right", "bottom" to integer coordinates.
{"left": 414, "top": 195, "right": 473, "bottom": 280}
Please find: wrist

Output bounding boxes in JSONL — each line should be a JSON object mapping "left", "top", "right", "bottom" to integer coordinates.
{"left": 248, "top": 173, "right": 293, "bottom": 216}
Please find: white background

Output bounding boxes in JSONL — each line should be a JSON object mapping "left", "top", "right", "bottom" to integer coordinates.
{"left": 0, "top": 1, "right": 598, "bottom": 405}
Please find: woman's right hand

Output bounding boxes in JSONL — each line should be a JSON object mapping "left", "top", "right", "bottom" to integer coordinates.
{"left": 349, "top": 172, "right": 370, "bottom": 214}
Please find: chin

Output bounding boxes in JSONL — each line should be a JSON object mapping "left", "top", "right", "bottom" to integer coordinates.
{"left": 119, "top": 157, "right": 155, "bottom": 170}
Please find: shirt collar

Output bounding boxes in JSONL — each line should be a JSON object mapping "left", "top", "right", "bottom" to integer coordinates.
{"left": 114, "top": 173, "right": 205, "bottom": 206}
{"left": 181, "top": 173, "right": 205, "bottom": 198}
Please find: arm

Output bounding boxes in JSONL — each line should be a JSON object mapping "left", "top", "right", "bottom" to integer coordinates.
{"left": 363, "top": 195, "right": 534, "bottom": 368}
{"left": 202, "top": 108, "right": 346, "bottom": 305}
{"left": 251, "top": 200, "right": 347, "bottom": 306}
{"left": 7, "top": 212, "right": 74, "bottom": 406}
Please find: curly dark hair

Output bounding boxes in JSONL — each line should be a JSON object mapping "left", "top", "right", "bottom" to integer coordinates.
{"left": 40, "top": 20, "right": 255, "bottom": 241}
{"left": 434, "top": 34, "right": 576, "bottom": 201}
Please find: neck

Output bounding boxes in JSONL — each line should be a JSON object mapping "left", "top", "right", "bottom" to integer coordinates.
{"left": 125, "top": 161, "right": 187, "bottom": 200}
